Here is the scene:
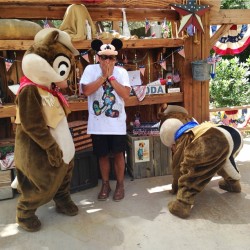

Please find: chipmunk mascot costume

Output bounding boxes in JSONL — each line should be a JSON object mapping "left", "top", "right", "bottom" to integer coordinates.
{"left": 14, "top": 28, "right": 79, "bottom": 232}
{"left": 159, "top": 105, "right": 243, "bottom": 219}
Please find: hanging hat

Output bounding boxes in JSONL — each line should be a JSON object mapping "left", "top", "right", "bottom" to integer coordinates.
{"left": 91, "top": 38, "right": 123, "bottom": 56}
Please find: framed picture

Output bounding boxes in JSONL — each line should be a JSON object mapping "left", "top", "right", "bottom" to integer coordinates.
{"left": 134, "top": 139, "right": 150, "bottom": 163}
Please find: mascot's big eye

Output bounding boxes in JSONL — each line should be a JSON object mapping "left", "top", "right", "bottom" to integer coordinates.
{"left": 52, "top": 55, "right": 71, "bottom": 79}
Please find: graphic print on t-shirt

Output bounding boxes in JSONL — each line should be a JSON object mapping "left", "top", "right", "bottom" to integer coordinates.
{"left": 92, "top": 81, "right": 119, "bottom": 118}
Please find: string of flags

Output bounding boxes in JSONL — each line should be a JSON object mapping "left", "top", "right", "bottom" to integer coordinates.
{"left": 1, "top": 45, "right": 185, "bottom": 75}
{"left": 80, "top": 46, "right": 186, "bottom": 76}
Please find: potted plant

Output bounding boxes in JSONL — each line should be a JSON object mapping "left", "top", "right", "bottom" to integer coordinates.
{"left": 209, "top": 57, "right": 250, "bottom": 114}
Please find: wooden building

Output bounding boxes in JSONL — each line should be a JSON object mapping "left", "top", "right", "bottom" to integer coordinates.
{"left": 0, "top": 0, "right": 249, "bottom": 139}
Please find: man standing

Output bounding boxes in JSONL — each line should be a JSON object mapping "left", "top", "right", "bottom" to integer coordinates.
{"left": 80, "top": 39, "right": 130, "bottom": 201}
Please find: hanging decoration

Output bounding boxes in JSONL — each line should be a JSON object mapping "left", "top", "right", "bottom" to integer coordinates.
{"left": 122, "top": 8, "right": 131, "bottom": 37}
{"left": 187, "top": 24, "right": 195, "bottom": 36}
{"left": 159, "top": 60, "right": 166, "bottom": 70}
{"left": 139, "top": 65, "right": 146, "bottom": 76}
{"left": 117, "top": 46, "right": 184, "bottom": 71}
{"left": 170, "top": 0, "right": 210, "bottom": 34}
{"left": 1, "top": 46, "right": 184, "bottom": 83}
{"left": 122, "top": 53, "right": 128, "bottom": 64}
{"left": 81, "top": 51, "right": 90, "bottom": 63}
{"left": 132, "top": 86, "right": 147, "bottom": 102}
{"left": 177, "top": 46, "right": 186, "bottom": 58}
{"left": 145, "top": 18, "right": 151, "bottom": 34}
{"left": 5, "top": 58, "right": 14, "bottom": 72}
{"left": 212, "top": 24, "right": 250, "bottom": 55}
{"left": 43, "top": 19, "right": 51, "bottom": 29}
{"left": 207, "top": 54, "right": 222, "bottom": 79}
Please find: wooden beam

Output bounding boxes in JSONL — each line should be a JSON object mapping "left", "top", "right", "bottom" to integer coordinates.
{"left": 209, "top": 24, "right": 233, "bottom": 48}
{"left": 201, "top": 11, "right": 210, "bottom": 122}
{"left": 2, "top": 1, "right": 249, "bottom": 26}
{"left": 0, "top": 38, "right": 184, "bottom": 51}
{"left": 0, "top": 6, "right": 178, "bottom": 21}
{"left": 210, "top": 10, "right": 250, "bottom": 25}
{"left": 0, "top": 0, "right": 221, "bottom": 11}
{"left": 0, "top": 0, "right": 182, "bottom": 8}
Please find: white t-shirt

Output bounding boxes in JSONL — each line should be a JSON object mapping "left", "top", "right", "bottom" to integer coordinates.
{"left": 80, "top": 64, "right": 130, "bottom": 135}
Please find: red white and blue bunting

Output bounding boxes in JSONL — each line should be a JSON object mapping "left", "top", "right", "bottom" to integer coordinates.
{"left": 211, "top": 24, "right": 250, "bottom": 55}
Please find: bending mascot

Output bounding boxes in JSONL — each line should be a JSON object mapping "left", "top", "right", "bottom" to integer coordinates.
{"left": 159, "top": 105, "right": 243, "bottom": 219}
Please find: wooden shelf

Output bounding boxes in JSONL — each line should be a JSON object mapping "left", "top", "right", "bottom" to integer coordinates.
{"left": 0, "top": 38, "right": 184, "bottom": 51}
{"left": 0, "top": 104, "right": 16, "bottom": 118}
{"left": 68, "top": 93, "right": 184, "bottom": 111}
{"left": 0, "top": 93, "right": 183, "bottom": 117}
{"left": 125, "top": 92, "right": 183, "bottom": 107}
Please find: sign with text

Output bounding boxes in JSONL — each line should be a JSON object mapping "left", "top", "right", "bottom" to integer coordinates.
{"left": 146, "top": 85, "right": 166, "bottom": 95}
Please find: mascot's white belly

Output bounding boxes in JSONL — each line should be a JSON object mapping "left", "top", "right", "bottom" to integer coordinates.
{"left": 11, "top": 108, "right": 75, "bottom": 189}
{"left": 50, "top": 117, "right": 75, "bottom": 164}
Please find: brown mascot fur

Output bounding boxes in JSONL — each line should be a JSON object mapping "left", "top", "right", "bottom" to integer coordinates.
{"left": 159, "top": 105, "right": 243, "bottom": 219}
{"left": 13, "top": 28, "right": 79, "bottom": 232}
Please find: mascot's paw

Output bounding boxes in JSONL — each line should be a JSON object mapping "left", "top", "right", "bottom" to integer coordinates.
{"left": 16, "top": 215, "right": 41, "bottom": 232}
{"left": 168, "top": 200, "right": 191, "bottom": 219}
{"left": 56, "top": 201, "right": 78, "bottom": 216}
{"left": 47, "top": 144, "right": 63, "bottom": 167}
{"left": 169, "top": 189, "right": 178, "bottom": 195}
{"left": 219, "top": 179, "right": 241, "bottom": 193}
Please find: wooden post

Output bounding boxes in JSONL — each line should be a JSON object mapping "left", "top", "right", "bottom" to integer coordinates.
{"left": 182, "top": 11, "right": 210, "bottom": 123}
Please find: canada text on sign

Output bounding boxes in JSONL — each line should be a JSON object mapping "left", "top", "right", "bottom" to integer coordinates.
{"left": 146, "top": 85, "right": 166, "bottom": 95}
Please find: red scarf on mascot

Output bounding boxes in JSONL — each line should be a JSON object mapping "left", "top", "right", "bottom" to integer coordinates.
{"left": 17, "top": 76, "right": 69, "bottom": 107}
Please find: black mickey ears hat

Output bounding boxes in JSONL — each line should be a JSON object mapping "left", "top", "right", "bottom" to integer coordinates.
{"left": 91, "top": 38, "right": 123, "bottom": 56}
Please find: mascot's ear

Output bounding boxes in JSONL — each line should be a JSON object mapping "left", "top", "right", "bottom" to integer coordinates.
{"left": 91, "top": 39, "right": 103, "bottom": 53}
{"left": 39, "top": 30, "right": 60, "bottom": 47}
{"left": 111, "top": 38, "right": 123, "bottom": 51}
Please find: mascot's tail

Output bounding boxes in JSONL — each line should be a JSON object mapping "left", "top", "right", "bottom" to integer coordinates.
{"left": 217, "top": 125, "right": 243, "bottom": 180}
